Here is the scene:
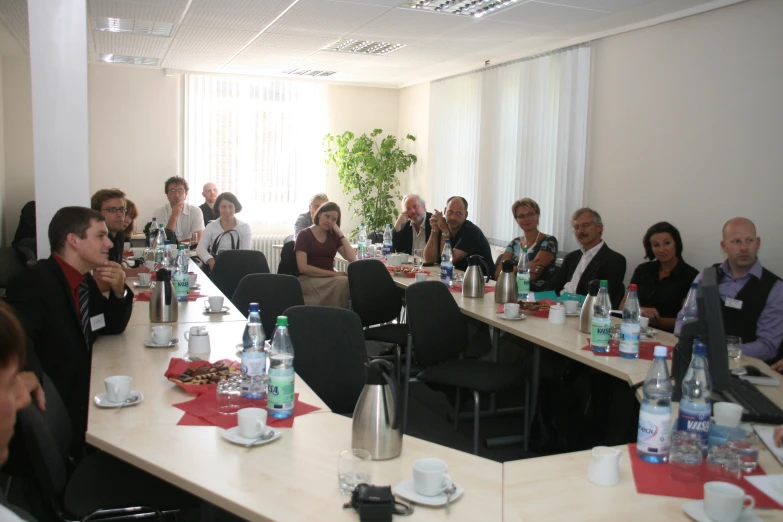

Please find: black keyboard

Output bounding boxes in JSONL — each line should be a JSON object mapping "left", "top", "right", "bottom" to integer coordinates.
{"left": 721, "top": 377, "right": 783, "bottom": 425}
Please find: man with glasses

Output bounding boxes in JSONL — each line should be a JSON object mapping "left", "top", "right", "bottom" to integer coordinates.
{"left": 153, "top": 176, "right": 205, "bottom": 243}
{"left": 424, "top": 196, "right": 493, "bottom": 274}
{"left": 90, "top": 188, "right": 128, "bottom": 264}
{"left": 547, "top": 207, "right": 626, "bottom": 308}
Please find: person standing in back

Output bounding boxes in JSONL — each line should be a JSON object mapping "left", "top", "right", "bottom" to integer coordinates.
{"left": 200, "top": 182, "right": 219, "bottom": 224}
{"left": 294, "top": 193, "right": 328, "bottom": 238}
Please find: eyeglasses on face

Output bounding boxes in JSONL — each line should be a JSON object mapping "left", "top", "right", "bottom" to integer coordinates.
{"left": 101, "top": 207, "right": 127, "bottom": 215}
{"left": 572, "top": 222, "right": 594, "bottom": 232}
{"left": 516, "top": 211, "right": 537, "bottom": 220}
{"left": 168, "top": 188, "right": 186, "bottom": 194}
{"left": 445, "top": 210, "right": 466, "bottom": 217}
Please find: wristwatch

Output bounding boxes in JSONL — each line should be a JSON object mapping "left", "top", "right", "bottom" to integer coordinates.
{"left": 442, "top": 231, "right": 450, "bottom": 237}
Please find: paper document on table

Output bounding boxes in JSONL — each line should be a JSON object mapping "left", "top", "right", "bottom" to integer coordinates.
{"left": 752, "top": 425, "right": 783, "bottom": 467}
{"left": 744, "top": 474, "right": 783, "bottom": 508}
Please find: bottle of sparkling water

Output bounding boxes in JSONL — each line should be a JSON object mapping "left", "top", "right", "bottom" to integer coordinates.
{"left": 357, "top": 223, "right": 367, "bottom": 260}
{"left": 267, "top": 316, "right": 295, "bottom": 419}
{"left": 677, "top": 342, "right": 712, "bottom": 454}
{"left": 173, "top": 245, "right": 190, "bottom": 301}
{"left": 440, "top": 240, "right": 453, "bottom": 286}
{"left": 637, "top": 345, "right": 672, "bottom": 463}
{"left": 149, "top": 217, "right": 158, "bottom": 248}
{"left": 382, "top": 224, "right": 393, "bottom": 259}
{"left": 620, "top": 284, "right": 641, "bottom": 358}
{"left": 516, "top": 247, "right": 530, "bottom": 300}
{"left": 155, "top": 225, "right": 166, "bottom": 266}
{"left": 591, "top": 280, "right": 611, "bottom": 353}
{"left": 681, "top": 282, "right": 699, "bottom": 326}
{"left": 241, "top": 303, "right": 267, "bottom": 399}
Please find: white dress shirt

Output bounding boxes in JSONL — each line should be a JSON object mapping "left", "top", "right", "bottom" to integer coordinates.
{"left": 411, "top": 221, "right": 427, "bottom": 254}
{"left": 153, "top": 203, "right": 205, "bottom": 241}
{"left": 562, "top": 241, "right": 605, "bottom": 295}
{"left": 196, "top": 218, "right": 252, "bottom": 262}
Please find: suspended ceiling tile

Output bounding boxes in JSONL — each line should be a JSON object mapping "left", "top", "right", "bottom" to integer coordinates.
{"left": 252, "top": 32, "right": 337, "bottom": 50}
{"left": 181, "top": 3, "right": 291, "bottom": 31}
{"left": 442, "top": 19, "right": 546, "bottom": 40}
{"left": 161, "top": 59, "right": 226, "bottom": 71}
{"left": 189, "top": 0, "right": 296, "bottom": 15}
{"left": 89, "top": 0, "right": 188, "bottom": 24}
{"left": 0, "top": 0, "right": 29, "bottom": 52}
{"left": 96, "top": 45, "right": 168, "bottom": 58}
{"left": 226, "top": 55, "right": 298, "bottom": 68}
{"left": 174, "top": 25, "right": 257, "bottom": 43}
{"left": 169, "top": 39, "right": 246, "bottom": 53}
{"left": 487, "top": 0, "right": 609, "bottom": 26}
{"left": 236, "top": 46, "right": 314, "bottom": 60}
{"left": 356, "top": 8, "right": 474, "bottom": 42}
{"left": 540, "top": 0, "right": 653, "bottom": 13}
{"left": 268, "top": 0, "right": 393, "bottom": 37}
{"left": 164, "top": 49, "right": 235, "bottom": 63}
{"left": 93, "top": 31, "right": 172, "bottom": 50}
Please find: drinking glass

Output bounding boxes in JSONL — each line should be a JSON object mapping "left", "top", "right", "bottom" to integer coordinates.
{"left": 706, "top": 444, "right": 742, "bottom": 483}
{"left": 726, "top": 336, "right": 742, "bottom": 361}
{"left": 216, "top": 375, "right": 244, "bottom": 414}
{"left": 668, "top": 431, "right": 703, "bottom": 483}
{"left": 337, "top": 449, "right": 372, "bottom": 495}
{"left": 413, "top": 249, "right": 424, "bottom": 269}
{"left": 728, "top": 432, "right": 759, "bottom": 472}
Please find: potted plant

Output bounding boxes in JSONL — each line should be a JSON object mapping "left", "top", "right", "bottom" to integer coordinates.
{"left": 324, "top": 129, "right": 417, "bottom": 238}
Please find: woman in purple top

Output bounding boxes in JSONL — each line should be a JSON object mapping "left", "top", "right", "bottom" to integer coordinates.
{"left": 294, "top": 202, "right": 357, "bottom": 308}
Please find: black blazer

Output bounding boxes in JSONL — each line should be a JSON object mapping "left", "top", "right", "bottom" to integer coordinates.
{"left": 547, "top": 243, "right": 627, "bottom": 309}
{"left": 6, "top": 256, "right": 133, "bottom": 454}
{"left": 391, "top": 213, "right": 432, "bottom": 254}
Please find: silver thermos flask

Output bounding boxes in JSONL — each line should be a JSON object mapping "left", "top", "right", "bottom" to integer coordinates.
{"left": 495, "top": 259, "right": 519, "bottom": 304}
{"left": 352, "top": 359, "right": 402, "bottom": 460}
{"left": 150, "top": 269, "right": 178, "bottom": 323}
{"left": 579, "top": 279, "right": 601, "bottom": 333}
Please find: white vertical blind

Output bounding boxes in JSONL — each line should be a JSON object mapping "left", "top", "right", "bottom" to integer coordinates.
{"left": 184, "top": 74, "right": 327, "bottom": 227}
{"left": 429, "top": 45, "right": 591, "bottom": 252}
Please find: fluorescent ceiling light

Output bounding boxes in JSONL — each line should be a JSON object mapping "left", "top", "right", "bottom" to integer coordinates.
{"left": 401, "top": 0, "right": 519, "bottom": 18}
{"left": 94, "top": 17, "right": 174, "bottom": 37}
{"left": 282, "top": 69, "right": 336, "bottom": 77}
{"left": 100, "top": 54, "right": 159, "bottom": 66}
{"left": 321, "top": 39, "right": 404, "bottom": 56}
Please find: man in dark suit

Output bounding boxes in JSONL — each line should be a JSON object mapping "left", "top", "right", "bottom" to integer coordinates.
{"left": 547, "top": 207, "right": 626, "bottom": 308}
{"left": 6, "top": 207, "right": 133, "bottom": 456}
{"left": 391, "top": 194, "right": 432, "bottom": 255}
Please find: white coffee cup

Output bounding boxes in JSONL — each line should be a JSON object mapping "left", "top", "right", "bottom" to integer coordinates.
{"left": 704, "top": 481, "right": 755, "bottom": 522}
{"left": 388, "top": 254, "right": 401, "bottom": 267}
{"left": 713, "top": 402, "right": 743, "bottom": 428}
{"left": 208, "top": 296, "right": 224, "bottom": 311}
{"left": 587, "top": 446, "right": 622, "bottom": 486}
{"left": 188, "top": 273, "right": 197, "bottom": 287}
{"left": 151, "top": 325, "right": 172, "bottom": 344}
{"left": 105, "top": 375, "right": 132, "bottom": 402}
{"left": 184, "top": 326, "right": 210, "bottom": 354}
{"left": 639, "top": 316, "right": 650, "bottom": 328}
{"left": 412, "top": 458, "right": 452, "bottom": 497}
{"left": 138, "top": 272, "right": 151, "bottom": 286}
{"left": 504, "top": 303, "right": 520, "bottom": 319}
{"left": 123, "top": 241, "right": 132, "bottom": 251}
{"left": 132, "top": 247, "right": 145, "bottom": 258}
{"left": 548, "top": 304, "right": 566, "bottom": 324}
{"left": 237, "top": 408, "right": 268, "bottom": 439}
{"left": 415, "top": 272, "right": 428, "bottom": 283}
{"left": 563, "top": 300, "right": 579, "bottom": 314}
{"left": 367, "top": 245, "right": 377, "bottom": 257}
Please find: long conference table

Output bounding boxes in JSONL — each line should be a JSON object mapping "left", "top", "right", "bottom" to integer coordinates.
{"left": 86, "top": 261, "right": 783, "bottom": 521}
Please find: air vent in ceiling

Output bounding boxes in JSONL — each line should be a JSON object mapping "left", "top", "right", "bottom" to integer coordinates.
{"left": 321, "top": 39, "right": 404, "bottom": 55}
{"left": 402, "top": 0, "right": 520, "bottom": 18}
{"left": 94, "top": 17, "right": 174, "bottom": 37}
{"left": 100, "top": 54, "right": 159, "bottom": 66}
{"left": 282, "top": 69, "right": 336, "bottom": 77}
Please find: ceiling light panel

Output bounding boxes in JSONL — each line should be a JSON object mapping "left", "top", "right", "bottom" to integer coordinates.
{"left": 99, "top": 53, "right": 159, "bottom": 66}
{"left": 356, "top": 8, "right": 473, "bottom": 42}
{"left": 402, "top": 0, "right": 527, "bottom": 18}
{"left": 322, "top": 39, "right": 405, "bottom": 55}
{"left": 88, "top": 0, "right": 186, "bottom": 23}
{"left": 282, "top": 68, "right": 337, "bottom": 77}
{"left": 94, "top": 17, "right": 174, "bottom": 37}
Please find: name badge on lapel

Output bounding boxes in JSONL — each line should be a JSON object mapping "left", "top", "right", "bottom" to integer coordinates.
{"left": 90, "top": 314, "right": 106, "bottom": 331}
{"left": 725, "top": 298, "right": 743, "bottom": 310}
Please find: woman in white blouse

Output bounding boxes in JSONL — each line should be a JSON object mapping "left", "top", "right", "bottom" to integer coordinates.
{"left": 196, "top": 192, "right": 252, "bottom": 270}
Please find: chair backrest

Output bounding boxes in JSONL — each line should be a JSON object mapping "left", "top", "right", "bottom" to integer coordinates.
{"left": 0, "top": 246, "right": 28, "bottom": 290}
{"left": 284, "top": 305, "right": 367, "bottom": 415}
{"left": 277, "top": 241, "right": 297, "bottom": 276}
{"left": 367, "top": 231, "right": 383, "bottom": 244}
{"left": 232, "top": 274, "right": 305, "bottom": 335}
{"left": 347, "top": 259, "right": 403, "bottom": 327}
{"left": 210, "top": 250, "right": 270, "bottom": 298}
{"left": 405, "top": 281, "right": 469, "bottom": 366}
{"left": 16, "top": 375, "right": 73, "bottom": 500}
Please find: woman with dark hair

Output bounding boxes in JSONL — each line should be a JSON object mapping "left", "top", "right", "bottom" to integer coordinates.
{"left": 620, "top": 222, "right": 698, "bottom": 331}
{"left": 196, "top": 192, "right": 252, "bottom": 270}
{"left": 294, "top": 201, "right": 356, "bottom": 308}
{"left": 123, "top": 199, "right": 138, "bottom": 236}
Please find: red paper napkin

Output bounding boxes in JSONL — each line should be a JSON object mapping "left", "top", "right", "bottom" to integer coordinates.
{"left": 173, "top": 392, "right": 320, "bottom": 429}
{"left": 164, "top": 358, "right": 241, "bottom": 394}
{"left": 135, "top": 291, "right": 206, "bottom": 302}
{"left": 627, "top": 443, "right": 781, "bottom": 509}
{"left": 448, "top": 284, "right": 495, "bottom": 293}
{"left": 581, "top": 340, "right": 674, "bottom": 361}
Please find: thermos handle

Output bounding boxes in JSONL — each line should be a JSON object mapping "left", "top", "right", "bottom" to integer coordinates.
{"left": 382, "top": 370, "right": 400, "bottom": 430}
{"left": 478, "top": 256, "right": 491, "bottom": 282}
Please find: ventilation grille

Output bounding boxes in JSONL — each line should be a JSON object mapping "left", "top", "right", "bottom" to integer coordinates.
{"left": 282, "top": 69, "right": 336, "bottom": 77}
{"left": 321, "top": 39, "right": 404, "bottom": 55}
{"left": 100, "top": 54, "right": 160, "bottom": 66}
{"left": 94, "top": 17, "right": 174, "bottom": 37}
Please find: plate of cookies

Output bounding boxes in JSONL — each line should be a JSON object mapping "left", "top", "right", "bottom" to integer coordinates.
{"left": 386, "top": 266, "right": 430, "bottom": 278}
{"left": 519, "top": 300, "right": 555, "bottom": 318}
{"left": 165, "top": 358, "right": 241, "bottom": 394}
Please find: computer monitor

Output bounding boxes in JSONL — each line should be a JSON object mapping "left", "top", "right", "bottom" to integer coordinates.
{"left": 672, "top": 266, "right": 729, "bottom": 401}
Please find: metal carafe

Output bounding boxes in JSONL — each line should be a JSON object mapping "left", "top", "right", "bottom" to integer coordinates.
{"left": 495, "top": 259, "right": 518, "bottom": 304}
{"left": 579, "top": 279, "right": 601, "bottom": 333}
{"left": 352, "top": 359, "right": 401, "bottom": 460}
{"left": 150, "top": 269, "right": 178, "bottom": 323}
{"left": 462, "top": 255, "right": 490, "bottom": 298}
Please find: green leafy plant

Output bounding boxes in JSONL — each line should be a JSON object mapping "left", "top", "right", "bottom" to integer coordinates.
{"left": 324, "top": 129, "right": 417, "bottom": 238}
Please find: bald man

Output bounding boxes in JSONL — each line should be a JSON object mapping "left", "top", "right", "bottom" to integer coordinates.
{"left": 675, "top": 217, "right": 783, "bottom": 362}
{"left": 200, "top": 182, "right": 219, "bottom": 224}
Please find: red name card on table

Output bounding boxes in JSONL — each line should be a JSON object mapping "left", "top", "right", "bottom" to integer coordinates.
{"left": 173, "top": 392, "right": 320, "bottom": 429}
{"left": 581, "top": 340, "right": 674, "bottom": 361}
{"left": 627, "top": 443, "right": 781, "bottom": 509}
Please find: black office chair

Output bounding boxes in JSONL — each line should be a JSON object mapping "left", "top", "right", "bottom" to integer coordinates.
{"left": 232, "top": 274, "right": 305, "bottom": 335}
{"left": 284, "top": 305, "right": 367, "bottom": 415}
{"left": 16, "top": 376, "right": 198, "bottom": 521}
{"left": 404, "top": 281, "right": 530, "bottom": 455}
{"left": 277, "top": 241, "right": 297, "bottom": 276}
{"left": 209, "top": 250, "right": 270, "bottom": 298}
{"left": 367, "top": 231, "right": 383, "bottom": 245}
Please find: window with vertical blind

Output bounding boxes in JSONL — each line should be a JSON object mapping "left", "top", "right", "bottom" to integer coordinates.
{"left": 184, "top": 74, "right": 327, "bottom": 227}
{"left": 429, "top": 44, "right": 591, "bottom": 253}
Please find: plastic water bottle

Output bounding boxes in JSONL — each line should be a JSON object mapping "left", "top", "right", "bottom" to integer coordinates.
{"left": 357, "top": 223, "right": 367, "bottom": 259}
{"left": 440, "top": 240, "right": 453, "bottom": 286}
{"left": 241, "top": 303, "right": 267, "bottom": 399}
{"left": 637, "top": 345, "right": 673, "bottom": 463}
{"left": 155, "top": 225, "right": 166, "bottom": 266}
{"left": 382, "top": 224, "right": 393, "bottom": 259}
{"left": 620, "top": 284, "right": 641, "bottom": 358}
{"left": 677, "top": 342, "right": 712, "bottom": 454}
{"left": 682, "top": 282, "right": 699, "bottom": 325}
{"left": 149, "top": 217, "right": 158, "bottom": 248}
{"left": 267, "top": 316, "right": 295, "bottom": 419}
{"left": 590, "top": 280, "right": 612, "bottom": 353}
{"left": 516, "top": 247, "right": 530, "bottom": 300}
{"left": 173, "top": 245, "right": 190, "bottom": 301}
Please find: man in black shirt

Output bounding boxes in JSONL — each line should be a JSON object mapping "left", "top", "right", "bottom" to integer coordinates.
{"left": 200, "top": 182, "right": 219, "bottom": 224}
{"left": 424, "top": 196, "right": 493, "bottom": 274}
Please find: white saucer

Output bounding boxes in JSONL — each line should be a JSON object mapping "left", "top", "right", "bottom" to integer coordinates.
{"left": 393, "top": 478, "right": 464, "bottom": 507}
{"left": 565, "top": 311, "right": 580, "bottom": 317}
{"left": 495, "top": 313, "right": 526, "bottom": 321}
{"left": 190, "top": 284, "right": 201, "bottom": 291}
{"left": 203, "top": 306, "right": 230, "bottom": 314}
{"left": 221, "top": 427, "right": 282, "bottom": 447}
{"left": 94, "top": 391, "right": 144, "bottom": 408}
{"left": 682, "top": 500, "right": 760, "bottom": 522}
{"left": 133, "top": 282, "right": 151, "bottom": 288}
{"left": 143, "top": 338, "right": 179, "bottom": 348}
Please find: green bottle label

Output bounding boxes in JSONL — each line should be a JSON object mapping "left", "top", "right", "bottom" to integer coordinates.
{"left": 591, "top": 317, "right": 611, "bottom": 346}
{"left": 267, "top": 367, "right": 295, "bottom": 409}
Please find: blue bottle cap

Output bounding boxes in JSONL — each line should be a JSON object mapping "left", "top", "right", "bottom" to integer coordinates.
{"left": 694, "top": 343, "right": 707, "bottom": 356}
{"left": 249, "top": 303, "right": 260, "bottom": 312}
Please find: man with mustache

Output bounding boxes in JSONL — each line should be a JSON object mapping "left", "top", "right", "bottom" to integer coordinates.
{"left": 423, "top": 196, "right": 493, "bottom": 274}
{"left": 548, "top": 207, "right": 626, "bottom": 309}
{"left": 392, "top": 194, "right": 432, "bottom": 255}
{"left": 677, "top": 217, "right": 783, "bottom": 363}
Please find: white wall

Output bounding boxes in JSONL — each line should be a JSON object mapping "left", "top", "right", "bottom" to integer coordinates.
{"left": 0, "top": 58, "right": 5, "bottom": 245}
{"left": 586, "top": 0, "right": 783, "bottom": 280}
{"left": 397, "top": 82, "right": 431, "bottom": 207}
